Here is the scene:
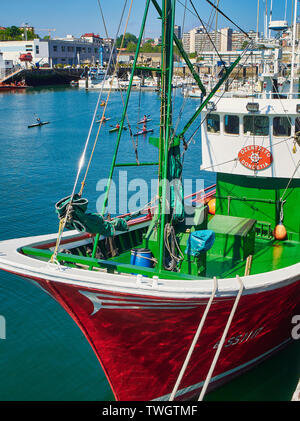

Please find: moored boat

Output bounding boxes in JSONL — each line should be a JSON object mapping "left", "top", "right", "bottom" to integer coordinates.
{"left": 0, "top": 0, "right": 299, "bottom": 402}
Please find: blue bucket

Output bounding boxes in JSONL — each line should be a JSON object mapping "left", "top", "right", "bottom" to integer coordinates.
{"left": 130, "top": 248, "right": 153, "bottom": 268}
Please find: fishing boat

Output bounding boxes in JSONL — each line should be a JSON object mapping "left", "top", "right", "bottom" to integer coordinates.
{"left": 0, "top": 0, "right": 299, "bottom": 403}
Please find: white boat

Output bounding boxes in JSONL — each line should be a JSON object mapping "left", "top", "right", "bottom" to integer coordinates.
{"left": 78, "top": 66, "right": 106, "bottom": 88}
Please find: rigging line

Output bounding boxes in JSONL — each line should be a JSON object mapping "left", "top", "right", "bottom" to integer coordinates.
{"left": 182, "top": 51, "right": 250, "bottom": 150}
{"left": 79, "top": 0, "right": 134, "bottom": 195}
{"left": 49, "top": 0, "right": 130, "bottom": 263}
{"left": 200, "top": 134, "right": 296, "bottom": 173}
{"left": 189, "top": 0, "right": 226, "bottom": 73}
{"left": 205, "top": 0, "right": 250, "bottom": 38}
{"left": 181, "top": 0, "right": 188, "bottom": 36}
{"left": 280, "top": 159, "right": 300, "bottom": 202}
{"left": 98, "top": 0, "right": 138, "bottom": 161}
{"left": 177, "top": 0, "right": 230, "bottom": 44}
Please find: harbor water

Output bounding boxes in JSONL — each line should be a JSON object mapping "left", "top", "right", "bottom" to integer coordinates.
{"left": 0, "top": 86, "right": 299, "bottom": 401}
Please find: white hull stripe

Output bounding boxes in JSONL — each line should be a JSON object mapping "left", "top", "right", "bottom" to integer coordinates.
{"left": 79, "top": 290, "right": 198, "bottom": 314}
{"left": 79, "top": 290, "right": 232, "bottom": 305}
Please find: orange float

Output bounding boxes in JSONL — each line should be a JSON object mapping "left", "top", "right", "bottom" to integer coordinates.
{"left": 208, "top": 198, "right": 216, "bottom": 215}
{"left": 273, "top": 223, "right": 287, "bottom": 241}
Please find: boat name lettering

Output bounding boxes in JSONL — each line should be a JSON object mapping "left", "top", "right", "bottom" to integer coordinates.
{"left": 291, "top": 315, "right": 300, "bottom": 340}
{"left": 0, "top": 315, "right": 6, "bottom": 340}
{"left": 238, "top": 145, "right": 273, "bottom": 171}
{"left": 213, "top": 326, "right": 264, "bottom": 349}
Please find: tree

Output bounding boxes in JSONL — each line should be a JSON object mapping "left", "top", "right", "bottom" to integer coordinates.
{"left": 5, "top": 26, "right": 22, "bottom": 39}
{"left": 116, "top": 33, "right": 138, "bottom": 48}
{"left": 126, "top": 41, "right": 137, "bottom": 53}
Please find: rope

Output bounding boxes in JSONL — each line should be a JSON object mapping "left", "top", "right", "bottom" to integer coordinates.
{"left": 98, "top": 0, "right": 139, "bottom": 163}
{"left": 49, "top": 0, "right": 131, "bottom": 264}
{"left": 164, "top": 223, "right": 185, "bottom": 271}
{"left": 169, "top": 277, "right": 218, "bottom": 401}
{"left": 79, "top": 0, "right": 134, "bottom": 195}
{"left": 189, "top": 0, "right": 227, "bottom": 74}
{"left": 198, "top": 275, "right": 244, "bottom": 401}
{"left": 205, "top": 0, "right": 250, "bottom": 38}
{"left": 280, "top": 158, "right": 300, "bottom": 203}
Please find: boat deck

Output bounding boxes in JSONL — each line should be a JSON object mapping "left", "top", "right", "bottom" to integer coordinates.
{"left": 107, "top": 236, "right": 300, "bottom": 280}
{"left": 206, "top": 238, "right": 300, "bottom": 279}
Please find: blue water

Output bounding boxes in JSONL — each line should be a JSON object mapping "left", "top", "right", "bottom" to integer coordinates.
{"left": 0, "top": 86, "right": 298, "bottom": 401}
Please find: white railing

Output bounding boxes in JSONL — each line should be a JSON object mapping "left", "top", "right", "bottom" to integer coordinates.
{"left": 0, "top": 65, "right": 23, "bottom": 83}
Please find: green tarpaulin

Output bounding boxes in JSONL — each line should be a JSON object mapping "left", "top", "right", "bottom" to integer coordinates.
{"left": 167, "top": 144, "right": 185, "bottom": 223}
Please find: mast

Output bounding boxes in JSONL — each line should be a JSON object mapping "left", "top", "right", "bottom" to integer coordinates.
{"left": 157, "top": 0, "right": 176, "bottom": 271}
{"left": 256, "top": 0, "right": 260, "bottom": 42}
{"left": 269, "top": 0, "right": 273, "bottom": 38}
{"left": 290, "top": 0, "right": 298, "bottom": 96}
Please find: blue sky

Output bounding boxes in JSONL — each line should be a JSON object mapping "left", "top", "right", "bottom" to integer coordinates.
{"left": 1, "top": 0, "right": 293, "bottom": 39}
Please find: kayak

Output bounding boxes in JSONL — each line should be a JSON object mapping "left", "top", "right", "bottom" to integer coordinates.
{"left": 137, "top": 118, "right": 152, "bottom": 124}
{"left": 28, "top": 121, "right": 50, "bottom": 128}
{"left": 109, "top": 126, "right": 127, "bottom": 133}
{"left": 133, "top": 129, "right": 153, "bottom": 136}
{"left": 96, "top": 117, "right": 111, "bottom": 123}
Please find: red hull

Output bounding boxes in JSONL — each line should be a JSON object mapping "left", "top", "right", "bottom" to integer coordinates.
{"left": 0, "top": 84, "right": 28, "bottom": 91}
{"left": 27, "top": 276, "right": 300, "bottom": 401}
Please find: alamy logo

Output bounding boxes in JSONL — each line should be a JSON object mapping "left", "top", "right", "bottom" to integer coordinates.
{"left": 0, "top": 315, "right": 6, "bottom": 340}
{"left": 291, "top": 315, "right": 300, "bottom": 340}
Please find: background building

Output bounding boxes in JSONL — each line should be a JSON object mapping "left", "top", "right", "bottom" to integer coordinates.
{"left": 183, "top": 26, "right": 232, "bottom": 54}
{"left": 174, "top": 25, "right": 182, "bottom": 40}
{"left": 0, "top": 34, "right": 115, "bottom": 67}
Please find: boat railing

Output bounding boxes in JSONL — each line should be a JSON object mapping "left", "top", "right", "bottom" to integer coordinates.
{"left": 117, "top": 183, "right": 217, "bottom": 221}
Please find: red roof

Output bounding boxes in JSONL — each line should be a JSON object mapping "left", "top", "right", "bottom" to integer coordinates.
{"left": 82, "top": 33, "right": 100, "bottom": 38}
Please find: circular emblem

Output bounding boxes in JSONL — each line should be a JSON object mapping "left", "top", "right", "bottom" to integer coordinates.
{"left": 238, "top": 145, "right": 273, "bottom": 171}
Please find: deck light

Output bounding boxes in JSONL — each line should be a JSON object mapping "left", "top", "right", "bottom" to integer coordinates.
{"left": 246, "top": 102, "right": 259, "bottom": 112}
{"left": 206, "top": 101, "right": 216, "bottom": 112}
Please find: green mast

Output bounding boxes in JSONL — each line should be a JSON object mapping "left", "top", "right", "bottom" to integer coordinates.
{"left": 157, "top": 0, "right": 176, "bottom": 271}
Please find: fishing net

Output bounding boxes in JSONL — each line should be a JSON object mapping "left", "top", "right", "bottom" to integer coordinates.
{"left": 55, "top": 194, "right": 128, "bottom": 237}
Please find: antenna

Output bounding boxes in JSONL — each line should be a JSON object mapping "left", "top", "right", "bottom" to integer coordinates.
{"left": 36, "top": 28, "right": 56, "bottom": 39}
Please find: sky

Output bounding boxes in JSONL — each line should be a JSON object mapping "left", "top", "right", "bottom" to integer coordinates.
{"left": 0, "top": 0, "right": 294, "bottom": 40}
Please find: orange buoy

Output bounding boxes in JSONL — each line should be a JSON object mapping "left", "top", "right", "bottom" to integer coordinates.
{"left": 208, "top": 198, "right": 216, "bottom": 215}
{"left": 273, "top": 223, "right": 287, "bottom": 241}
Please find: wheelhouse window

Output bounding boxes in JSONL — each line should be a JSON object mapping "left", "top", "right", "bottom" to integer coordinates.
{"left": 206, "top": 114, "right": 220, "bottom": 133}
{"left": 243, "top": 115, "right": 269, "bottom": 136}
{"left": 224, "top": 114, "right": 239, "bottom": 134}
{"left": 273, "top": 116, "right": 291, "bottom": 137}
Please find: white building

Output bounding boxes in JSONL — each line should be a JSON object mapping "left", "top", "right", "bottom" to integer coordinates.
{"left": 0, "top": 39, "right": 49, "bottom": 67}
{"left": 0, "top": 35, "right": 115, "bottom": 67}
